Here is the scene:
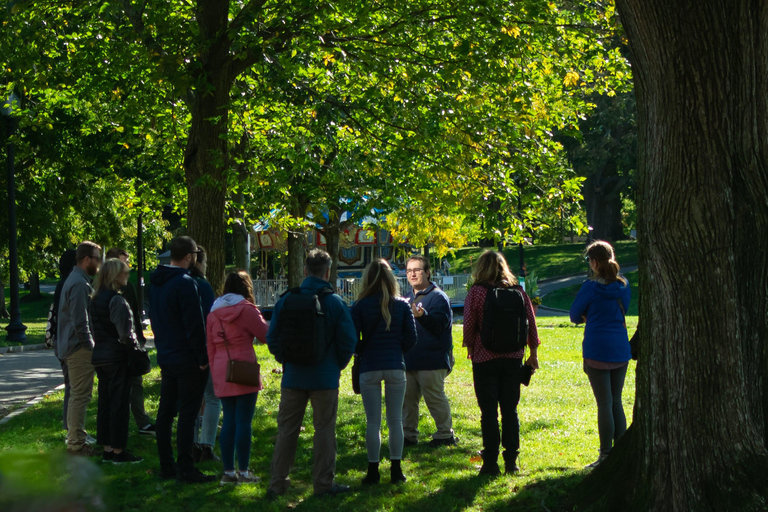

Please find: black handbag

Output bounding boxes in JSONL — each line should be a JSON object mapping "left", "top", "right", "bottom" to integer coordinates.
{"left": 128, "top": 346, "right": 151, "bottom": 377}
{"left": 222, "top": 324, "right": 261, "bottom": 387}
{"left": 351, "top": 355, "right": 361, "bottom": 394}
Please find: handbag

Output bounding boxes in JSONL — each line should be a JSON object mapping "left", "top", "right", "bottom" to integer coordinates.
{"left": 352, "top": 355, "right": 361, "bottom": 394}
{"left": 222, "top": 323, "right": 261, "bottom": 387}
{"left": 128, "top": 345, "right": 151, "bottom": 377}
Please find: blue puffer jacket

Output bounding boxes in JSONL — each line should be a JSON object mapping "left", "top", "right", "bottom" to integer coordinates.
{"left": 404, "top": 283, "right": 453, "bottom": 371}
{"left": 351, "top": 295, "right": 417, "bottom": 374}
{"left": 267, "top": 276, "right": 357, "bottom": 390}
{"left": 570, "top": 278, "right": 631, "bottom": 363}
{"left": 149, "top": 265, "right": 207, "bottom": 368}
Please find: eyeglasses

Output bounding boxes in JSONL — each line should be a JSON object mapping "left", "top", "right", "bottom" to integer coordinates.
{"left": 406, "top": 268, "right": 424, "bottom": 275}
{"left": 584, "top": 255, "right": 590, "bottom": 262}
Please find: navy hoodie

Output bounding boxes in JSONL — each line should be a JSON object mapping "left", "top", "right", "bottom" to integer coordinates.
{"left": 570, "top": 278, "right": 631, "bottom": 363}
{"left": 149, "top": 265, "right": 207, "bottom": 368}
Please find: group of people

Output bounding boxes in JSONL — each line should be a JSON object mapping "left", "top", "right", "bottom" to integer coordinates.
{"left": 50, "top": 234, "right": 632, "bottom": 493}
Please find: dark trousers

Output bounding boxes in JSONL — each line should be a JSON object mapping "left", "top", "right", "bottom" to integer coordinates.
{"left": 472, "top": 358, "right": 522, "bottom": 459}
{"left": 60, "top": 360, "right": 71, "bottom": 431}
{"left": 130, "top": 375, "right": 152, "bottom": 428}
{"left": 220, "top": 392, "right": 258, "bottom": 472}
{"left": 95, "top": 362, "right": 132, "bottom": 450}
{"left": 584, "top": 363, "right": 628, "bottom": 455}
{"left": 156, "top": 364, "right": 208, "bottom": 474}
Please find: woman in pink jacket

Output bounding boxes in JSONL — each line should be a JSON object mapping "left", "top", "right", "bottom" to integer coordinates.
{"left": 206, "top": 271, "right": 268, "bottom": 485}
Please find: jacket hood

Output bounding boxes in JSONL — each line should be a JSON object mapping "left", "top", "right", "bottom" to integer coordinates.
{"left": 150, "top": 265, "right": 189, "bottom": 285}
{"left": 590, "top": 278, "right": 628, "bottom": 299}
{"left": 209, "top": 298, "right": 254, "bottom": 324}
{"left": 211, "top": 293, "right": 247, "bottom": 313}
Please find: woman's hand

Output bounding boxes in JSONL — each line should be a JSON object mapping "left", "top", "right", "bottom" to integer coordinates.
{"left": 526, "top": 354, "right": 539, "bottom": 372}
{"left": 466, "top": 345, "right": 474, "bottom": 360}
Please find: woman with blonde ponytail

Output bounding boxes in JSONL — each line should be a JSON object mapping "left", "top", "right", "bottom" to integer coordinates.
{"left": 351, "top": 259, "right": 418, "bottom": 485}
{"left": 570, "top": 240, "right": 631, "bottom": 469}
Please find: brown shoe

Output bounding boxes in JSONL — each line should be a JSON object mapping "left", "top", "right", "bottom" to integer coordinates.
{"left": 67, "top": 444, "right": 97, "bottom": 457}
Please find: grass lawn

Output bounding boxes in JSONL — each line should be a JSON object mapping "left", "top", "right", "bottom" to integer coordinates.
{"left": 0, "top": 318, "right": 637, "bottom": 511}
{"left": 446, "top": 241, "right": 637, "bottom": 279}
{"left": 0, "top": 289, "right": 53, "bottom": 347}
{"left": 542, "top": 271, "right": 640, "bottom": 316}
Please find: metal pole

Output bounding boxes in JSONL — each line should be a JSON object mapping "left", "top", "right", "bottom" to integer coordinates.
{"left": 4, "top": 105, "right": 27, "bottom": 341}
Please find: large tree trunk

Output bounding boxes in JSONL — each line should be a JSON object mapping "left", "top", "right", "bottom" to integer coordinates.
{"left": 285, "top": 199, "right": 309, "bottom": 288}
{"left": 0, "top": 278, "right": 8, "bottom": 318}
{"left": 584, "top": 165, "right": 627, "bottom": 243}
{"left": 26, "top": 272, "right": 41, "bottom": 301}
{"left": 572, "top": 1, "right": 768, "bottom": 510}
{"left": 182, "top": 2, "right": 233, "bottom": 295}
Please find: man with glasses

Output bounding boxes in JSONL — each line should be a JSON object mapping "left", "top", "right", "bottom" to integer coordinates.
{"left": 106, "top": 248, "right": 155, "bottom": 437}
{"left": 402, "top": 254, "right": 457, "bottom": 447}
{"left": 149, "top": 236, "right": 212, "bottom": 483}
{"left": 58, "top": 241, "right": 102, "bottom": 456}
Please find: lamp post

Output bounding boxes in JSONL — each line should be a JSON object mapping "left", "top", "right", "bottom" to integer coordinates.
{"left": 2, "top": 91, "right": 27, "bottom": 342}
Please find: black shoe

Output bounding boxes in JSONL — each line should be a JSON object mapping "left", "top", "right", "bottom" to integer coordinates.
{"left": 390, "top": 460, "right": 407, "bottom": 484}
{"left": 266, "top": 488, "right": 284, "bottom": 500}
{"left": 403, "top": 438, "right": 418, "bottom": 447}
{"left": 198, "top": 444, "right": 220, "bottom": 462}
{"left": 316, "top": 484, "right": 351, "bottom": 496}
{"left": 113, "top": 450, "right": 143, "bottom": 464}
{"left": 361, "top": 462, "right": 380, "bottom": 485}
{"left": 138, "top": 424, "right": 156, "bottom": 437}
{"left": 102, "top": 450, "right": 114, "bottom": 462}
{"left": 177, "top": 468, "right": 216, "bottom": 484}
{"left": 427, "top": 436, "right": 458, "bottom": 447}
{"left": 479, "top": 463, "right": 501, "bottom": 476}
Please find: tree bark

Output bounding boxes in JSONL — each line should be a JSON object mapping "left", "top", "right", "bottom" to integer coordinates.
{"left": 26, "top": 272, "right": 41, "bottom": 301}
{"left": 286, "top": 198, "right": 309, "bottom": 288}
{"left": 584, "top": 166, "right": 627, "bottom": 242}
{"left": 182, "top": 1, "right": 233, "bottom": 294}
{"left": 0, "top": 278, "right": 8, "bottom": 319}
{"left": 572, "top": 1, "right": 768, "bottom": 510}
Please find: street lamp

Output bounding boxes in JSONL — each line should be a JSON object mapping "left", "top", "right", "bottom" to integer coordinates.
{"left": 2, "top": 91, "right": 27, "bottom": 342}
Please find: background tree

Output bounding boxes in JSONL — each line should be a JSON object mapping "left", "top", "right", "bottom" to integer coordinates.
{"left": 572, "top": 1, "right": 768, "bottom": 510}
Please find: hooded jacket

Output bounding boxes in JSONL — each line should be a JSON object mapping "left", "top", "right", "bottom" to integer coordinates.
{"left": 206, "top": 293, "right": 269, "bottom": 397}
{"left": 149, "top": 265, "right": 207, "bottom": 368}
{"left": 570, "top": 278, "right": 632, "bottom": 363}
{"left": 403, "top": 282, "right": 453, "bottom": 372}
{"left": 266, "top": 276, "right": 357, "bottom": 390}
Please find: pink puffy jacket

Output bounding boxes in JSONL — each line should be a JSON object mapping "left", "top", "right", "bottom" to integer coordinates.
{"left": 206, "top": 297, "right": 268, "bottom": 398}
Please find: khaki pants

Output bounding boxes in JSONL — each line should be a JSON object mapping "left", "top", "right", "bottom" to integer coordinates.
{"left": 65, "top": 347, "right": 95, "bottom": 450}
{"left": 402, "top": 369, "right": 453, "bottom": 442}
{"left": 269, "top": 388, "right": 339, "bottom": 495}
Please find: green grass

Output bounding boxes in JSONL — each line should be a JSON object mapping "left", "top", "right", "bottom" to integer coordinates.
{"left": 0, "top": 319, "right": 637, "bottom": 511}
{"left": 542, "top": 271, "right": 639, "bottom": 316}
{"left": 446, "top": 241, "right": 637, "bottom": 279}
{"left": 0, "top": 289, "right": 53, "bottom": 347}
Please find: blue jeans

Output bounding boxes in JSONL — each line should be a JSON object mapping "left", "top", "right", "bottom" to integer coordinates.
{"left": 360, "top": 369, "right": 407, "bottom": 462}
{"left": 220, "top": 392, "right": 258, "bottom": 472}
{"left": 195, "top": 373, "right": 221, "bottom": 446}
{"left": 584, "top": 362, "right": 628, "bottom": 455}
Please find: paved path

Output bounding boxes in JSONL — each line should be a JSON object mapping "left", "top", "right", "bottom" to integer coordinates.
{"left": 0, "top": 349, "right": 63, "bottom": 416}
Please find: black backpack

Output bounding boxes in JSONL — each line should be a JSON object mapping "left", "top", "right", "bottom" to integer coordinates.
{"left": 479, "top": 284, "right": 528, "bottom": 353}
{"left": 278, "top": 287, "right": 333, "bottom": 365}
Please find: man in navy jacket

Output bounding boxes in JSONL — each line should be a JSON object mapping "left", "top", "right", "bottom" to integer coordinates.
{"left": 266, "top": 249, "right": 357, "bottom": 497}
{"left": 149, "top": 236, "right": 213, "bottom": 483}
{"left": 403, "top": 255, "right": 456, "bottom": 447}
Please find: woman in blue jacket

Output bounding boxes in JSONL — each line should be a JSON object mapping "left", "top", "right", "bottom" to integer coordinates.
{"left": 351, "top": 259, "right": 417, "bottom": 485}
{"left": 570, "top": 241, "right": 631, "bottom": 468}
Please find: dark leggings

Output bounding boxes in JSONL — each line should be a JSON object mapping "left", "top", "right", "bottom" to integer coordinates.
{"left": 584, "top": 362, "right": 628, "bottom": 455}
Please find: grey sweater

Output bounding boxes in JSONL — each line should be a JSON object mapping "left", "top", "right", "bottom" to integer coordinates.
{"left": 56, "top": 266, "right": 95, "bottom": 360}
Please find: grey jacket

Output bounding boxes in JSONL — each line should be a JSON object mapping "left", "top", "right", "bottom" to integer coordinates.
{"left": 55, "top": 266, "right": 95, "bottom": 360}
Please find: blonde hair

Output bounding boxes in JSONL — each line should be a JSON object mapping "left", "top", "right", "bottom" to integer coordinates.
{"left": 585, "top": 240, "right": 626, "bottom": 285}
{"left": 92, "top": 258, "right": 129, "bottom": 296}
{"left": 472, "top": 251, "right": 518, "bottom": 288}
{"left": 357, "top": 259, "right": 400, "bottom": 331}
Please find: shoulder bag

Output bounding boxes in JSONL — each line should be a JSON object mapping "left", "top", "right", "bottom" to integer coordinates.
{"left": 222, "top": 323, "right": 262, "bottom": 387}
